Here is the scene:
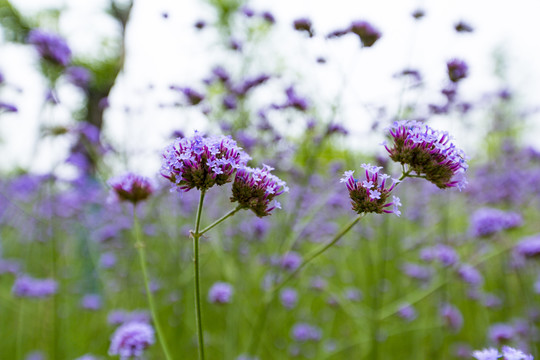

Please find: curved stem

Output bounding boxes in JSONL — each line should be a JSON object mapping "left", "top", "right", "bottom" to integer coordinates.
{"left": 272, "top": 214, "right": 364, "bottom": 294}
{"left": 193, "top": 190, "right": 207, "bottom": 360}
{"left": 133, "top": 207, "right": 173, "bottom": 360}
{"left": 199, "top": 205, "right": 242, "bottom": 236}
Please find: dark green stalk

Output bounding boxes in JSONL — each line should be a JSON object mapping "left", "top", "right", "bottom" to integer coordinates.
{"left": 132, "top": 207, "right": 173, "bottom": 360}
{"left": 199, "top": 205, "right": 242, "bottom": 236}
{"left": 193, "top": 190, "right": 207, "bottom": 360}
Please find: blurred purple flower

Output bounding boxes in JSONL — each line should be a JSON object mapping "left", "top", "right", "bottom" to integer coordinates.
{"left": 397, "top": 303, "right": 417, "bottom": 322}
{"left": 0, "top": 102, "right": 18, "bottom": 113}
{"left": 447, "top": 59, "right": 469, "bottom": 83}
{"left": 457, "top": 264, "right": 483, "bottom": 287}
{"left": 12, "top": 275, "right": 58, "bottom": 298}
{"left": 349, "top": 20, "right": 382, "bottom": 47}
{"left": 472, "top": 348, "right": 500, "bottom": 360}
{"left": 291, "top": 323, "right": 322, "bottom": 342}
{"left": 489, "top": 323, "right": 514, "bottom": 344}
{"left": 420, "top": 244, "right": 459, "bottom": 267}
{"left": 293, "top": 18, "right": 314, "bottom": 37}
{"left": 280, "top": 251, "right": 302, "bottom": 272}
{"left": 280, "top": 288, "right": 298, "bottom": 309}
{"left": 261, "top": 11, "right": 275, "bottom": 24}
{"left": 81, "top": 294, "right": 102, "bottom": 311}
{"left": 440, "top": 303, "right": 463, "bottom": 332}
{"left": 208, "top": 282, "right": 233, "bottom": 304}
{"left": 100, "top": 252, "right": 117, "bottom": 269}
{"left": 66, "top": 66, "right": 92, "bottom": 89}
{"left": 454, "top": 21, "right": 474, "bottom": 33}
{"left": 109, "top": 321, "right": 155, "bottom": 359}
{"left": 411, "top": 9, "right": 426, "bottom": 20}
{"left": 469, "top": 208, "right": 523, "bottom": 237}
{"left": 515, "top": 234, "right": 540, "bottom": 259}
{"left": 107, "top": 173, "right": 154, "bottom": 204}
{"left": 27, "top": 29, "right": 72, "bottom": 66}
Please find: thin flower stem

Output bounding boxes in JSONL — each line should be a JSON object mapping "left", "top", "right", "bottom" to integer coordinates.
{"left": 199, "top": 205, "right": 243, "bottom": 236}
{"left": 272, "top": 214, "right": 364, "bottom": 294}
{"left": 193, "top": 190, "right": 207, "bottom": 360}
{"left": 133, "top": 207, "right": 173, "bottom": 360}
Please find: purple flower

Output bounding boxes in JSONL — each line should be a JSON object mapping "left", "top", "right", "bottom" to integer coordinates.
{"left": 458, "top": 264, "right": 483, "bottom": 286}
{"left": 469, "top": 208, "right": 523, "bottom": 237}
{"left": 180, "top": 87, "right": 204, "bottom": 105}
{"left": 108, "top": 321, "right": 155, "bottom": 359}
{"left": 223, "top": 94, "right": 238, "bottom": 110}
{"left": 472, "top": 348, "right": 500, "bottom": 360}
{"left": 447, "top": 58, "right": 469, "bottom": 83}
{"left": 515, "top": 234, "right": 540, "bottom": 259}
{"left": 411, "top": 9, "right": 426, "bottom": 20}
{"left": 0, "top": 259, "right": 20, "bottom": 274}
{"left": 420, "top": 244, "right": 459, "bottom": 267}
{"left": 261, "top": 11, "right": 275, "bottom": 24}
{"left": 291, "top": 323, "right": 322, "bottom": 342}
{"left": 0, "top": 102, "right": 18, "bottom": 113}
{"left": 12, "top": 275, "right": 58, "bottom": 298}
{"left": 397, "top": 303, "right": 417, "bottom": 322}
{"left": 231, "top": 164, "right": 288, "bottom": 217}
{"left": 402, "top": 262, "right": 433, "bottom": 281}
{"left": 293, "top": 18, "right": 314, "bottom": 37}
{"left": 385, "top": 120, "right": 468, "bottom": 190}
{"left": 501, "top": 346, "right": 534, "bottom": 360}
{"left": 194, "top": 20, "right": 206, "bottom": 30}
{"left": 81, "top": 294, "right": 102, "bottom": 311}
{"left": 234, "top": 74, "right": 270, "bottom": 96}
{"left": 66, "top": 66, "right": 92, "bottom": 88}
{"left": 27, "top": 29, "right": 71, "bottom": 67}
{"left": 280, "top": 251, "right": 302, "bottom": 272}
{"left": 284, "top": 86, "right": 309, "bottom": 111}
{"left": 107, "top": 173, "right": 154, "bottom": 204}
{"left": 241, "top": 6, "right": 255, "bottom": 17}
{"left": 161, "top": 131, "right": 250, "bottom": 192}
{"left": 440, "top": 303, "right": 463, "bottom": 332}
{"left": 489, "top": 323, "right": 514, "bottom": 344}
{"left": 100, "top": 252, "right": 117, "bottom": 269}
{"left": 349, "top": 20, "right": 382, "bottom": 47}
{"left": 454, "top": 21, "right": 474, "bottom": 33}
{"left": 340, "top": 164, "right": 401, "bottom": 216}
{"left": 280, "top": 288, "right": 298, "bottom": 309}
{"left": 74, "top": 355, "right": 100, "bottom": 360}
{"left": 208, "top": 282, "right": 233, "bottom": 304}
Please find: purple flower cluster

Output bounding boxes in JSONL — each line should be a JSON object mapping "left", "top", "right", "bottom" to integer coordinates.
{"left": 447, "top": 58, "right": 469, "bottom": 83}
{"left": 420, "top": 244, "right": 459, "bottom": 267}
{"left": 340, "top": 164, "right": 401, "bottom": 216}
{"left": 12, "top": 276, "right": 58, "bottom": 298}
{"left": 230, "top": 164, "right": 288, "bottom": 217}
{"left": 472, "top": 346, "right": 533, "bottom": 360}
{"left": 349, "top": 20, "right": 382, "bottom": 47}
{"left": 291, "top": 323, "right": 322, "bottom": 342}
{"left": 515, "top": 234, "right": 540, "bottom": 259}
{"left": 27, "top": 29, "right": 72, "bottom": 67}
{"left": 108, "top": 321, "right": 155, "bottom": 359}
{"left": 161, "top": 131, "right": 250, "bottom": 192}
{"left": 385, "top": 120, "right": 468, "bottom": 190}
{"left": 66, "top": 66, "right": 92, "bottom": 89}
{"left": 280, "top": 288, "right": 298, "bottom": 309}
{"left": 107, "top": 173, "right": 155, "bottom": 204}
{"left": 208, "top": 282, "right": 233, "bottom": 304}
{"left": 293, "top": 18, "right": 314, "bottom": 37}
{"left": 469, "top": 208, "right": 523, "bottom": 237}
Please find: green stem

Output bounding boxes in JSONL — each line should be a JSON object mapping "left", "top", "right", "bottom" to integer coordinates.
{"left": 199, "top": 205, "right": 242, "bottom": 236}
{"left": 133, "top": 207, "right": 173, "bottom": 360}
{"left": 16, "top": 299, "right": 24, "bottom": 360}
{"left": 272, "top": 214, "right": 364, "bottom": 294}
{"left": 193, "top": 190, "right": 207, "bottom": 360}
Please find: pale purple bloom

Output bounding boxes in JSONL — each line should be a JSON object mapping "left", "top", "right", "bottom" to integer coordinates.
{"left": 280, "top": 252, "right": 302, "bottom": 272}
{"left": 458, "top": 264, "right": 483, "bottom": 286}
{"left": 81, "top": 294, "right": 102, "bottom": 311}
{"left": 470, "top": 208, "right": 523, "bottom": 237}
{"left": 344, "top": 287, "right": 362, "bottom": 302}
{"left": 440, "top": 303, "right": 463, "bottom": 332}
{"left": 208, "top": 282, "right": 233, "bottom": 304}
{"left": 501, "top": 346, "right": 534, "bottom": 360}
{"left": 0, "top": 259, "right": 20, "bottom": 274}
{"left": 100, "top": 252, "right": 117, "bottom": 269}
{"left": 27, "top": 29, "right": 71, "bottom": 66}
{"left": 231, "top": 164, "right": 288, "bottom": 217}
{"left": 0, "top": 102, "right": 18, "bottom": 112}
{"left": 107, "top": 173, "right": 154, "bottom": 204}
{"left": 489, "top": 323, "right": 514, "bottom": 344}
{"left": 472, "top": 348, "right": 500, "bottom": 360}
{"left": 420, "top": 244, "right": 459, "bottom": 267}
{"left": 291, "top": 323, "right": 322, "bottom": 342}
{"left": 280, "top": 288, "right": 298, "bottom": 309}
{"left": 161, "top": 131, "right": 250, "bottom": 192}
{"left": 66, "top": 66, "right": 92, "bottom": 88}
{"left": 341, "top": 165, "right": 401, "bottom": 216}
{"left": 402, "top": 262, "right": 433, "bottom": 281}
{"left": 386, "top": 120, "right": 468, "bottom": 190}
{"left": 397, "top": 303, "right": 417, "bottom": 322}
{"left": 74, "top": 355, "right": 100, "bottom": 360}
{"left": 109, "top": 322, "right": 155, "bottom": 359}
{"left": 12, "top": 275, "right": 58, "bottom": 298}
{"left": 515, "top": 235, "right": 540, "bottom": 259}
{"left": 25, "top": 351, "right": 45, "bottom": 360}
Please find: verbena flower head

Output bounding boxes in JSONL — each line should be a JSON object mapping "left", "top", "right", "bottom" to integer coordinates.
{"left": 291, "top": 323, "right": 322, "bottom": 342}
{"left": 27, "top": 29, "right": 71, "bottom": 67}
{"left": 470, "top": 208, "right": 523, "bottom": 237}
{"left": 161, "top": 131, "right": 250, "bottom": 192}
{"left": 107, "top": 173, "right": 154, "bottom": 204}
{"left": 12, "top": 275, "right": 58, "bottom": 298}
{"left": 340, "top": 164, "right": 401, "bottom": 216}
{"left": 515, "top": 234, "right": 540, "bottom": 259}
{"left": 501, "top": 346, "right": 534, "bottom": 360}
{"left": 208, "top": 282, "right": 234, "bottom": 304}
{"left": 385, "top": 120, "right": 468, "bottom": 190}
{"left": 349, "top": 20, "right": 382, "bottom": 47}
{"left": 489, "top": 323, "right": 514, "bottom": 344}
{"left": 472, "top": 348, "right": 500, "bottom": 360}
{"left": 447, "top": 58, "right": 469, "bottom": 82}
{"left": 231, "top": 164, "right": 288, "bottom": 217}
{"left": 293, "top": 18, "right": 314, "bottom": 37}
{"left": 109, "top": 321, "right": 155, "bottom": 359}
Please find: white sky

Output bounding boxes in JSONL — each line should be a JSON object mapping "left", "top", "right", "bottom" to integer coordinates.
{"left": 1, "top": 0, "right": 540, "bottom": 176}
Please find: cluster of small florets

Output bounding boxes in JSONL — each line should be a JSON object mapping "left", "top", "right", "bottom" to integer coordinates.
{"left": 107, "top": 173, "right": 155, "bottom": 204}
{"left": 12, "top": 275, "right": 58, "bottom": 298}
{"left": 514, "top": 234, "right": 540, "bottom": 259}
{"left": 447, "top": 58, "right": 469, "bottom": 83}
{"left": 385, "top": 120, "right": 468, "bottom": 190}
{"left": 230, "top": 164, "right": 288, "bottom": 217}
{"left": 108, "top": 321, "right": 155, "bottom": 359}
{"left": 27, "top": 29, "right": 72, "bottom": 67}
{"left": 472, "top": 346, "right": 533, "bottom": 360}
{"left": 469, "top": 207, "right": 523, "bottom": 237}
{"left": 340, "top": 164, "right": 401, "bottom": 216}
{"left": 161, "top": 131, "right": 251, "bottom": 192}
{"left": 208, "top": 282, "right": 234, "bottom": 304}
